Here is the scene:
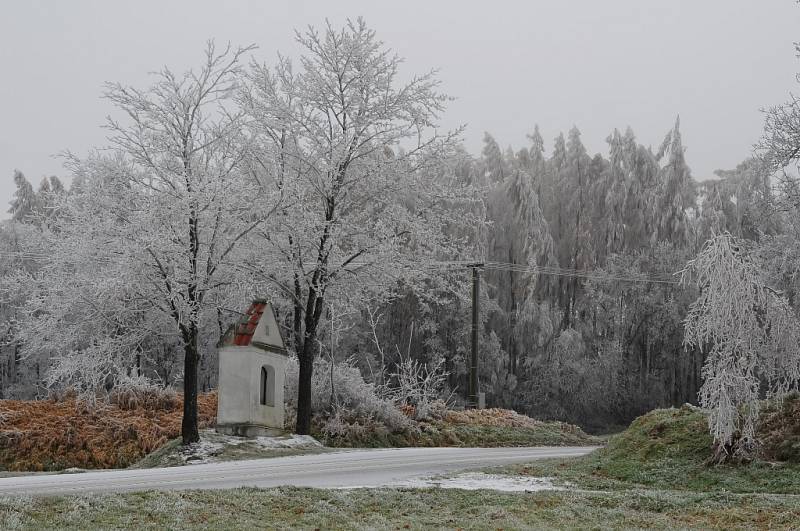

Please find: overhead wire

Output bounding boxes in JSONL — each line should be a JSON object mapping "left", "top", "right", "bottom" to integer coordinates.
{"left": 340, "top": 259, "right": 682, "bottom": 285}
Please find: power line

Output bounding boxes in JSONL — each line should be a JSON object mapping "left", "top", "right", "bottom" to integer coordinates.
{"left": 479, "top": 261, "right": 681, "bottom": 284}
{"left": 341, "top": 259, "right": 681, "bottom": 285}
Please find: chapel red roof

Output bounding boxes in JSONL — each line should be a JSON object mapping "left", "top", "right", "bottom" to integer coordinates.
{"left": 232, "top": 300, "right": 267, "bottom": 346}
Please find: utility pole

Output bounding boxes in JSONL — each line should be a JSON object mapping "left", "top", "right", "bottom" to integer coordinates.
{"left": 468, "top": 263, "right": 483, "bottom": 408}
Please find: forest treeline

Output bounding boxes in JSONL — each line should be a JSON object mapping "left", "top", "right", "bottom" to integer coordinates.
{"left": 340, "top": 122, "right": 779, "bottom": 432}
{"left": 2, "top": 123, "right": 778, "bottom": 432}
{"left": 1, "top": 20, "right": 798, "bottom": 436}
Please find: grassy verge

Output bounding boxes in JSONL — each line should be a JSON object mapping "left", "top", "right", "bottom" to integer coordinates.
{"left": 316, "top": 423, "right": 597, "bottom": 448}
{"left": 2, "top": 486, "right": 799, "bottom": 530}
{"left": 502, "top": 404, "right": 800, "bottom": 494}
{"left": 318, "top": 408, "right": 601, "bottom": 448}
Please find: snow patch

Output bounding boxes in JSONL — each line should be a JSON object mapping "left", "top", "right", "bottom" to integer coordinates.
{"left": 180, "top": 441, "right": 224, "bottom": 464}
{"left": 178, "top": 432, "right": 322, "bottom": 464}
{"left": 390, "top": 472, "right": 566, "bottom": 492}
{"left": 167, "top": 431, "right": 323, "bottom": 466}
{"left": 254, "top": 434, "right": 323, "bottom": 449}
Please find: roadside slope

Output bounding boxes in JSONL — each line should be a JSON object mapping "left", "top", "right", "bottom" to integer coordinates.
{"left": 507, "top": 401, "right": 800, "bottom": 494}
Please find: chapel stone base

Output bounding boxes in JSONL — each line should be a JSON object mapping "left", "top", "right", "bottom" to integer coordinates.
{"left": 215, "top": 423, "right": 286, "bottom": 438}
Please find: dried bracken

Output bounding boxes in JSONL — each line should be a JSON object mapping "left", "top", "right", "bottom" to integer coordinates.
{"left": 444, "top": 407, "right": 581, "bottom": 432}
{"left": 0, "top": 392, "right": 217, "bottom": 471}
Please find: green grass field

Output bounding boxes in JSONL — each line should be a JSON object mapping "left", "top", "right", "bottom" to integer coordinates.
{"left": 2, "top": 485, "right": 799, "bottom": 530}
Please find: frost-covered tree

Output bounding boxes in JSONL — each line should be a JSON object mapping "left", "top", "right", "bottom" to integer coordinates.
{"left": 655, "top": 117, "right": 695, "bottom": 246}
{"left": 757, "top": 39, "right": 800, "bottom": 211}
{"left": 602, "top": 129, "right": 629, "bottom": 256}
{"left": 99, "top": 41, "right": 276, "bottom": 445}
{"left": 28, "top": 42, "right": 277, "bottom": 444}
{"left": 516, "top": 127, "right": 556, "bottom": 275}
{"left": 37, "top": 176, "right": 66, "bottom": 225}
{"left": 682, "top": 233, "right": 800, "bottom": 461}
{"left": 560, "top": 126, "right": 594, "bottom": 328}
{"left": 240, "top": 18, "right": 471, "bottom": 434}
{"left": 505, "top": 140, "right": 555, "bottom": 375}
{"left": 546, "top": 133, "right": 567, "bottom": 254}
{"left": 601, "top": 127, "right": 661, "bottom": 257}
{"left": 481, "top": 133, "right": 506, "bottom": 184}
{"left": 8, "top": 171, "right": 38, "bottom": 223}
{"left": 2, "top": 170, "right": 54, "bottom": 398}
{"left": 710, "top": 158, "right": 775, "bottom": 240}
{"left": 0, "top": 220, "right": 49, "bottom": 398}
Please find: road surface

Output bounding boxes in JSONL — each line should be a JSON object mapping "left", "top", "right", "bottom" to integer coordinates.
{"left": 0, "top": 446, "right": 598, "bottom": 496}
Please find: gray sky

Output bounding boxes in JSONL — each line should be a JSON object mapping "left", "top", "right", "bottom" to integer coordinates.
{"left": 2, "top": 0, "right": 799, "bottom": 216}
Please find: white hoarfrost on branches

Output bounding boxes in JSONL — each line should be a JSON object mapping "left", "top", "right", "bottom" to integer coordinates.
{"left": 283, "top": 355, "right": 412, "bottom": 437}
{"left": 98, "top": 41, "right": 278, "bottom": 445}
{"left": 239, "top": 17, "right": 479, "bottom": 433}
{"left": 388, "top": 355, "right": 450, "bottom": 421}
{"left": 9, "top": 21, "right": 480, "bottom": 440}
{"left": 682, "top": 233, "right": 800, "bottom": 460}
{"left": 18, "top": 42, "right": 279, "bottom": 444}
{"left": 756, "top": 41, "right": 800, "bottom": 211}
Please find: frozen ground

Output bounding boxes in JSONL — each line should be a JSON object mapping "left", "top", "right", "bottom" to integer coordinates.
{"left": 176, "top": 432, "right": 325, "bottom": 465}
{"left": 388, "top": 472, "right": 568, "bottom": 492}
{"left": 135, "top": 429, "right": 328, "bottom": 468}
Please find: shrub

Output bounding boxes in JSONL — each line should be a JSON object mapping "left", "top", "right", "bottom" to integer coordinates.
{"left": 284, "top": 356, "right": 411, "bottom": 436}
{"left": 109, "top": 376, "right": 178, "bottom": 411}
{"left": 388, "top": 357, "right": 450, "bottom": 420}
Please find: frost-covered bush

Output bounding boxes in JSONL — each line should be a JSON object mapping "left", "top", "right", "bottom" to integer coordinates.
{"left": 109, "top": 375, "right": 178, "bottom": 411}
{"left": 388, "top": 357, "right": 450, "bottom": 420}
{"left": 284, "top": 356, "right": 411, "bottom": 435}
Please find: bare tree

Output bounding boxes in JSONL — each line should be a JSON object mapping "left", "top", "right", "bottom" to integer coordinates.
{"left": 82, "top": 41, "right": 276, "bottom": 444}
{"left": 756, "top": 41, "right": 800, "bottom": 210}
{"left": 240, "top": 18, "right": 470, "bottom": 434}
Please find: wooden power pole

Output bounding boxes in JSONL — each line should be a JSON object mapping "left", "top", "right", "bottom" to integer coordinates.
{"left": 468, "top": 263, "right": 483, "bottom": 408}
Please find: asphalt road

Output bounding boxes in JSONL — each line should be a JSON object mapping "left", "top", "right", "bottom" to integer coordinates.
{"left": 0, "top": 446, "right": 598, "bottom": 497}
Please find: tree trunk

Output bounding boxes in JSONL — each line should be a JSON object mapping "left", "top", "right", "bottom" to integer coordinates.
{"left": 295, "top": 285, "right": 326, "bottom": 434}
{"left": 181, "top": 324, "right": 200, "bottom": 445}
{"left": 296, "top": 345, "right": 314, "bottom": 434}
{"left": 568, "top": 194, "right": 582, "bottom": 329}
{"left": 508, "top": 247, "right": 517, "bottom": 376}
{"left": 0, "top": 353, "right": 5, "bottom": 400}
{"left": 12, "top": 343, "right": 19, "bottom": 385}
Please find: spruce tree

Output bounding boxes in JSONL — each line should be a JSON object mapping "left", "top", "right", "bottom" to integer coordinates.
{"left": 655, "top": 117, "right": 695, "bottom": 246}
{"left": 8, "top": 171, "right": 38, "bottom": 223}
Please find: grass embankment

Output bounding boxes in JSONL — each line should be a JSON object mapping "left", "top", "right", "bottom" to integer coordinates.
{"left": 506, "top": 397, "right": 800, "bottom": 494}
{"left": 317, "top": 407, "right": 600, "bottom": 448}
{"left": 0, "top": 392, "right": 217, "bottom": 471}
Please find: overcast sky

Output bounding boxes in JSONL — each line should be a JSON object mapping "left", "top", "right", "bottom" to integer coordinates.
{"left": 2, "top": 0, "right": 799, "bottom": 217}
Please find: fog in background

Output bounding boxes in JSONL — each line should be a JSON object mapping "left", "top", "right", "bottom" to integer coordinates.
{"left": 1, "top": 0, "right": 798, "bottom": 215}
